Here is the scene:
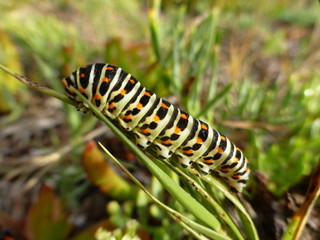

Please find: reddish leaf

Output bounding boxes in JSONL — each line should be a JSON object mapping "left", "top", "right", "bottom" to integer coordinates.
{"left": 25, "top": 185, "right": 72, "bottom": 240}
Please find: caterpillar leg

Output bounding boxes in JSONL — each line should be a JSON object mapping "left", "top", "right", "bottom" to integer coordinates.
{"left": 226, "top": 168, "right": 250, "bottom": 192}
{"left": 133, "top": 132, "right": 152, "bottom": 149}
{"left": 154, "top": 144, "right": 174, "bottom": 159}
{"left": 196, "top": 162, "right": 211, "bottom": 175}
{"left": 176, "top": 154, "right": 194, "bottom": 168}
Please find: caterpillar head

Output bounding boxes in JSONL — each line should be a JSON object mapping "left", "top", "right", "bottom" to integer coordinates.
{"left": 62, "top": 65, "right": 94, "bottom": 112}
{"left": 62, "top": 70, "right": 78, "bottom": 101}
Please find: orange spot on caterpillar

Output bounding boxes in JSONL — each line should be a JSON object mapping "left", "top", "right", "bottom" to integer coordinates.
{"left": 175, "top": 127, "right": 181, "bottom": 133}
{"left": 107, "top": 66, "right": 114, "bottom": 70}
{"left": 79, "top": 88, "right": 85, "bottom": 93}
{"left": 154, "top": 115, "right": 160, "bottom": 122}
{"left": 136, "top": 103, "right": 143, "bottom": 109}
{"left": 201, "top": 124, "right": 208, "bottom": 130}
{"left": 144, "top": 91, "right": 151, "bottom": 97}
{"left": 203, "top": 159, "right": 213, "bottom": 164}
{"left": 95, "top": 94, "right": 101, "bottom": 100}
{"left": 221, "top": 136, "right": 226, "bottom": 141}
{"left": 162, "top": 139, "right": 171, "bottom": 145}
{"left": 67, "top": 89, "right": 75, "bottom": 94}
{"left": 140, "top": 128, "right": 150, "bottom": 134}
{"left": 196, "top": 137, "right": 203, "bottom": 143}
{"left": 80, "top": 73, "right": 85, "bottom": 78}
{"left": 232, "top": 175, "right": 240, "bottom": 179}
{"left": 221, "top": 168, "right": 229, "bottom": 173}
{"left": 218, "top": 148, "right": 224, "bottom": 154}
{"left": 120, "top": 89, "right": 127, "bottom": 95}
{"left": 108, "top": 103, "right": 115, "bottom": 109}
{"left": 103, "top": 77, "right": 109, "bottom": 82}
{"left": 129, "top": 79, "right": 135, "bottom": 84}
{"left": 180, "top": 113, "right": 187, "bottom": 119}
{"left": 161, "top": 103, "right": 169, "bottom": 109}
{"left": 61, "top": 79, "right": 68, "bottom": 87}
{"left": 234, "top": 157, "right": 239, "bottom": 163}
{"left": 184, "top": 149, "right": 193, "bottom": 155}
{"left": 124, "top": 115, "right": 132, "bottom": 120}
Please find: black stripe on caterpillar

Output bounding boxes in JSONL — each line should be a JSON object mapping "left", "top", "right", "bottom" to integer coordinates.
{"left": 62, "top": 63, "right": 250, "bottom": 192}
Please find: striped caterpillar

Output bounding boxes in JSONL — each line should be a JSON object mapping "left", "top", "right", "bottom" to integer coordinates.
{"left": 62, "top": 63, "right": 250, "bottom": 192}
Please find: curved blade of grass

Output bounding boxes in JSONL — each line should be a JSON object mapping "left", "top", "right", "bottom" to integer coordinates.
{"left": 98, "top": 142, "right": 230, "bottom": 240}
{"left": 281, "top": 158, "right": 320, "bottom": 240}
{"left": 162, "top": 159, "right": 245, "bottom": 240}
{"left": 0, "top": 64, "right": 75, "bottom": 106}
{"left": 182, "top": 165, "right": 259, "bottom": 240}
{"left": 201, "top": 175, "right": 258, "bottom": 240}
{"left": 177, "top": 221, "right": 211, "bottom": 240}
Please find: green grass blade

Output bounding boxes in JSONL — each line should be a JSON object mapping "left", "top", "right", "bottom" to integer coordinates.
{"left": 163, "top": 160, "right": 246, "bottom": 240}
{"left": 148, "top": 0, "right": 162, "bottom": 62}
{"left": 0, "top": 64, "right": 74, "bottom": 106}
{"left": 182, "top": 166, "right": 259, "bottom": 240}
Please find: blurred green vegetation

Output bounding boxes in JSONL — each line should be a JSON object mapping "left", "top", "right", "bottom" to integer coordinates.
{"left": 0, "top": 0, "right": 319, "bottom": 239}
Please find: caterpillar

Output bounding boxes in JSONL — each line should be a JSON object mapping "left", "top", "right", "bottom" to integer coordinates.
{"left": 62, "top": 63, "right": 250, "bottom": 192}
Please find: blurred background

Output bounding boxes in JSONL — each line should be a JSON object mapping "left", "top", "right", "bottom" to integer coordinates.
{"left": 0, "top": 0, "right": 319, "bottom": 239}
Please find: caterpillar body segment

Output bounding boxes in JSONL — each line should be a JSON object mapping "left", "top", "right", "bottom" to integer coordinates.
{"left": 62, "top": 63, "right": 250, "bottom": 192}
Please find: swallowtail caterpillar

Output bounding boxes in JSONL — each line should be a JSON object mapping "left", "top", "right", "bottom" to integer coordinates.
{"left": 62, "top": 63, "right": 250, "bottom": 192}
